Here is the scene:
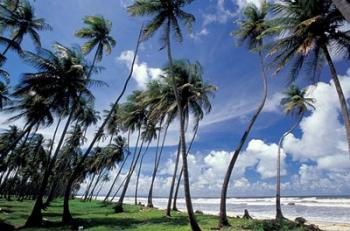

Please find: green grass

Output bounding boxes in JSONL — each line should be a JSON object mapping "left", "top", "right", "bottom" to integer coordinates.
{"left": 0, "top": 198, "right": 307, "bottom": 231}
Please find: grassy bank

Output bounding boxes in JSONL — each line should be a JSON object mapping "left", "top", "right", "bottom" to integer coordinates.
{"left": 0, "top": 199, "right": 309, "bottom": 231}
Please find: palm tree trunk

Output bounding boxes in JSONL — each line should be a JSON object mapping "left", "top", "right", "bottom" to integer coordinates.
{"left": 219, "top": 51, "right": 268, "bottom": 227}
{"left": 332, "top": 0, "right": 350, "bottom": 23}
{"left": 88, "top": 170, "right": 105, "bottom": 201}
{"left": 276, "top": 114, "right": 303, "bottom": 220}
{"left": 26, "top": 103, "right": 76, "bottom": 227}
{"left": 134, "top": 141, "right": 150, "bottom": 205}
{"left": 110, "top": 173, "right": 128, "bottom": 202}
{"left": 48, "top": 117, "right": 62, "bottom": 160}
{"left": 61, "top": 25, "right": 143, "bottom": 224}
{"left": 103, "top": 153, "right": 130, "bottom": 202}
{"left": 322, "top": 45, "right": 350, "bottom": 157}
{"left": 83, "top": 173, "right": 96, "bottom": 201}
{"left": 114, "top": 136, "right": 145, "bottom": 212}
{"left": 147, "top": 123, "right": 169, "bottom": 208}
{"left": 166, "top": 139, "right": 181, "bottom": 216}
{"left": 166, "top": 19, "right": 201, "bottom": 231}
{"left": 173, "top": 122, "right": 199, "bottom": 211}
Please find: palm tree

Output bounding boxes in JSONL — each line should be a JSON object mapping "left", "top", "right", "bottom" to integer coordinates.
{"left": 332, "top": 0, "right": 350, "bottom": 23}
{"left": 127, "top": 1, "right": 199, "bottom": 229}
{"left": 276, "top": 84, "right": 315, "bottom": 219}
{"left": 0, "top": 0, "right": 51, "bottom": 55}
{"left": 114, "top": 91, "right": 148, "bottom": 212}
{"left": 219, "top": 2, "right": 270, "bottom": 227}
{"left": 173, "top": 121, "right": 199, "bottom": 211}
{"left": 142, "top": 80, "right": 174, "bottom": 208}
{"left": 163, "top": 60, "right": 216, "bottom": 217}
{"left": 269, "top": 0, "right": 350, "bottom": 156}
{"left": 2, "top": 95, "right": 54, "bottom": 158}
{"left": 75, "top": 15, "right": 116, "bottom": 77}
{"left": 61, "top": 25, "right": 144, "bottom": 223}
{"left": 24, "top": 45, "right": 93, "bottom": 227}
{"left": 135, "top": 122, "right": 157, "bottom": 205}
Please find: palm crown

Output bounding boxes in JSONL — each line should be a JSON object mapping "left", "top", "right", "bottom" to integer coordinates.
{"left": 75, "top": 15, "right": 116, "bottom": 61}
{"left": 127, "top": 0, "right": 195, "bottom": 46}
{"left": 281, "top": 84, "right": 315, "bottom": 116}
{"left": 269, "top": 0, "right": 350, "bottom": 80}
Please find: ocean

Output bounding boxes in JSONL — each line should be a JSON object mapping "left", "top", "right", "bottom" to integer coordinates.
{"left": 96, "top": 196, "right": 350, "bottom": 224}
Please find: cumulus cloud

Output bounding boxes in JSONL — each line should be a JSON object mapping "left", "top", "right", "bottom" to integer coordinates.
{"left": 117, "top": 50, "right": 163, "bottom": 89}
{"left": 284, "top": 73, "right": 350, "bottom": 171}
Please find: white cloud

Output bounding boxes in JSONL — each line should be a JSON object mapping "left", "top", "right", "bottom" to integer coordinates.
{"left": 284, "top": 73, "right": 350, "bottom": 171}
{"left": 117, "top": 50, "right": 163, "bottom": 89}
{"left": 235, "top": 0, "right": 265, "bottom": 10}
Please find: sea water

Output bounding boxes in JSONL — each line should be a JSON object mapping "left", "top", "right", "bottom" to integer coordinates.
{"left": 97, "top": 196, "right": 350, "bottom": 224}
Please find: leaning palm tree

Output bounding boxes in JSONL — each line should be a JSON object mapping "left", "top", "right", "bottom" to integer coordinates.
{"left": 219, "top": 1, "right": 270, "bottom": 227}
{"left": 24, "top": 45, "right": 93, "bottom": 227}
{"left": 135, "top": 122, "right": 157, "bottom": 205}
{"left": 114, "top": 91, "right": 148, "bottom": 212}
{"left": 127, "top": 1, "right": 200, "bottom": 229}
{"left": 75, "top": 15, "right": 116, "bottom": 77}
{"left": 276, "top": 84, "right": 315, "bottom": 219}
{"left": 61, "top": 25, "right": 144, "bottom": 223}
{"left": 163, "top": 60, "right": 216, "bottom": 217}
{"left": 0, "top": 0, "right": 51, "bottom": 55}
{"left": 269, "top": 0, "right": 350, "bottom": 156}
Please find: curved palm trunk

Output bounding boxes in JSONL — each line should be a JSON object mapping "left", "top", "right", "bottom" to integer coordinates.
{"left": 322, "top": 45, "right": 350, "bottom": 157}
{"left": 135, "top": 142, "right": 150, "bottom": 205}
{"left": 332, "top": 0, "right": 350, "bottom": 23}
{"left": 173, "top": 122, "right": 199, "bottom": 211}
{"left": 110, "top": 173, "right": 128, "bottom": 202}
{"left": 26, "top": 105, "right": 76, "bottom": 227}
{"left": 61, "top": 25, "right": 143, "bottom": 224}
{"left": 276, "top": 114, "right": 303, "bottom": 220}
{"left": 103, "top": 153, "right": 130, "bottom": 202}
{"left": 166, "top": 20, "right": 201, "bottom": 231}
{"left": 114, "top": 137, "right": 145, "bottom": 212}
{"left": 47, "top": 117, "right": 62, "bottom": 163}
{"left": 147, "top": 123, "right": 169, "bottom": 207}
{"left": 166, "top": 139, "right": 181, "bottom": 216}
{"left": 83, "top": 173, "right": 96, "bottom": 201}
{"left": 218, "top": 51, "right": 268, "bottom": 227}
{"left": 88, "top": 169, "right": 105, "bottom": 201}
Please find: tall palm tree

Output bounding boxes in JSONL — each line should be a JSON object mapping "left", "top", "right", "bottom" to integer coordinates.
{"left": 24, "top": 45, "right": 93, "bottom": 227}
{"left": 163, "top": 60, "right": 216, "bottom": 217}
{"left": 276, "top": 85, "right": 315, "bottom": 219}
{"left": 127, "top": 1, "right": 199, "bottom": 229}
{"left": 173, "top": 120, "right": 199, "bottom": 211}
{"left": 75, "top": 15, "right": 116, "bottom": 77}
{"left": 219, "top": 2, "right": 270, "bottom": 227}
{"left": 114, "top": 91, "right": 148, "bottom": 212}
{"left": 269, "top": 0, "right": 350, "bottom": 156}
{"left": 61, "top": 25, "right": 144, "bottom": 223}
{"left": 0, "top": 0, "right": 51, "bottom": 55}
{"left": 135, "top": 122, "right": 157, "bottom": 205}
{"left": 332, "top": 0, "right": 350, "bottom": 23}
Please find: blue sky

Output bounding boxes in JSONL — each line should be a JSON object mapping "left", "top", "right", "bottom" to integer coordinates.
{"left": 1, "top": 0, "right": 350, "bottom": 197}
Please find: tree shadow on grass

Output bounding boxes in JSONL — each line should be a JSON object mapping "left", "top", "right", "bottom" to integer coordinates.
{"left": 80, "top": 215, "right": 189, "bottom": 230}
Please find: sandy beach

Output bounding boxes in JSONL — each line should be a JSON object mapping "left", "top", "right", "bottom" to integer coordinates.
{"left": 307, "top": 221, "right": 350, "bottom": 231}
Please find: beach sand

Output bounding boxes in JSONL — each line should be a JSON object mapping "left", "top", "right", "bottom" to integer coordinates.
{"left": 308, "top": 221, "right": 350, "bottom": 231}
